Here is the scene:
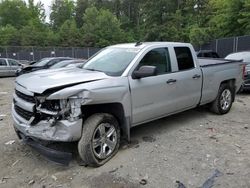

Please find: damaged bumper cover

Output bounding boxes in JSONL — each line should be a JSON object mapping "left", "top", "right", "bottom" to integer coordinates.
{"left": 12, "top": 104, "right": 83, "bottom": 142}
{"left": 16, "top": 131, "right": 72, "bottom": 165}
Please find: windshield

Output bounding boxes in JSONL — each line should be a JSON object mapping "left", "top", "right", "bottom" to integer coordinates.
{"left": 33, "top": 58, "right": 51, "bottom": 67}
{"left": 83, "top": 47, "right": 140, "bottom": 76}
{"left": 50, "top": 60, "right": 74, "bottom": 69}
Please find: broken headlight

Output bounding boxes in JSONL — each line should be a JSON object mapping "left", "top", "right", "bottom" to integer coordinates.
{"left": 60, "top": 97, "right": 83, "bottom": 121}
{"left": 36, "top": 96, "right": 84, "bottom": 121}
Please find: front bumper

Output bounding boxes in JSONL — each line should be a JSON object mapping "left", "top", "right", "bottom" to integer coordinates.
{"left": 12, "top": 104, "right": 83, "bottom": 142}
{"left": 15, "top": 130, "right": 72, "bottom": 165}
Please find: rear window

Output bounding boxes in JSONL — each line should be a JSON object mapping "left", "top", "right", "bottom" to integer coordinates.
{"left": 174, "top": 47, "right": 194, "bottom": 71}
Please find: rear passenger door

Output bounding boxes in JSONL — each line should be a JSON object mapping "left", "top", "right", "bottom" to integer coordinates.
{"left": 172, "top": 47, "right": 202, "bottom": 110}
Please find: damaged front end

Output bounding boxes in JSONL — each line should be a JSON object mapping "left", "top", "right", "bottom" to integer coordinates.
{"left": 12, "top": 88, "right": 85, "bottom": 142}
{"left": 12, "top": 87, "right": 86, "bottom": 165}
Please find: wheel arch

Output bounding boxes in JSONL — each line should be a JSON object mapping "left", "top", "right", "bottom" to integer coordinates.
{"left": 220, "top": 79, "right": 236, "bottom": 101}
{"left": 81, "top": 103, "right": 130, "bottom": 141}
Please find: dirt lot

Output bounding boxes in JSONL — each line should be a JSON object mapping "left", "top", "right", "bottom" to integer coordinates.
{"left": 0, "top": 77, "right": 250, "bottom": 188}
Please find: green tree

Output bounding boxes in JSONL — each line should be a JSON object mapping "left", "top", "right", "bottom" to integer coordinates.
{"left": 28, "top": 0, "right": 46, "bottom": 23}
{"left": 20, "top": 19, "right": 48, "bottom": 46}
{"left": 239, "top": 0, "right": 250, "bottom": 35}
{"left": 44, "top": 29, "right": 59, "bottom": 46}
{"left": 189, "top": 25, "right": 211, "bottom": 46}
{"left": 0, "top": 25, "right": 20, "bottom": 46}
{"left": 142, "top": 0, "right": 183, "bottom": 41}
{"left": 209, "top": 0, "right": 244, "bottom": 38}
{"left": 50, "top": 0, "right": 75, "bottom": 30}
{"left": 82, "top": 7, "right": 128, "bottom": 47}
{"left": 75, "top": 0, "right": 89, "bottom": 27}
{"left": 58, "top": 19, "right": 82, "bottom": 46}
{"left": 0, "top": 0, "right": 30, "bottom": 29}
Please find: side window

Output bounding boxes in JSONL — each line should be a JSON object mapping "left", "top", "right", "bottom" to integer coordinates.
{"left": 174, "top": 47, "right": 194, "bottom": 71}
{"left": 0, "top": 59, "right": 7, "bottom": 66}
{"left": 137, "top": 48, "right": 171, "bottom": 75}
{"left": 8, "top": 59, "right": 19, "bottom": 66}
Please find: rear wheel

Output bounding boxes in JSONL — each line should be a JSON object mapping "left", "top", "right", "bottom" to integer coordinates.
{"left": 78, "top": 113, "right": 120, "bottom": 167}
{"left": 210, "top": 84, "right": 233, "bottom": 114}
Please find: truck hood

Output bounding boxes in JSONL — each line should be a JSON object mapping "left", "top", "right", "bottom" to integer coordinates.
{"left": 16, "top": 68, "right": 110, "bottom": 94}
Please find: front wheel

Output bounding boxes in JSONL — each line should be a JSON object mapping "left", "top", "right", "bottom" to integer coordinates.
{"left": 210, "top": 84, "right": 234, "bottom": 115}
{"left": 78, "top": 113, "right": 120, "bottom": 167}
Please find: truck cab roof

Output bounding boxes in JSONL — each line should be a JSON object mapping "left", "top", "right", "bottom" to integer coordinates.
{"left": 111, "top": 42, "right": 192, "bottom": 49}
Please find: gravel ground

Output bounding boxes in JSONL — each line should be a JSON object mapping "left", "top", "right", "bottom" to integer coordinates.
{"left": 0, "top": 77, "right": 250, "bottom": 188}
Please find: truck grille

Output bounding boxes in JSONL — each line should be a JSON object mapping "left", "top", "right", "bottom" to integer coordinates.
{"left": 15, "top": 89, "right": 36, "bottom": 103}
{"left": 14, "top": 105, "right": 33, "bottom": 121}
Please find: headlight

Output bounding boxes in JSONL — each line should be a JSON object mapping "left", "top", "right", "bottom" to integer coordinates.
{"left": 36, "top": 95, "right": 84, "bottom": 121}
{"left": 68, "top": 98, "right": 83, "bottom": 119}
{"left": 59, "top": 96, "right": 84, "bottom": 121}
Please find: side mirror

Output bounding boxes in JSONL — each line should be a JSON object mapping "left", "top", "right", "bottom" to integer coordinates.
{"left": 133, "top": 66, "right": 157, "bottom": 79}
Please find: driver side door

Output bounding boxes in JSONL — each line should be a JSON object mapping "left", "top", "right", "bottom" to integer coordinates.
{"left": 129, "top": 47, "right": 180, "bottom": 125}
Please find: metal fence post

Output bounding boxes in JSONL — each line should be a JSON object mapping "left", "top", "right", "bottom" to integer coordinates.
{"left": 233, "top": 37, "right": 236, "bottom": 52}
{"left": 5, "top": 46, "right": 8, "bottom": 58}
{"left": 215, "top": 39, "right": 218, "bottom": 52}
{"left": 235, "top": 37, "right": 238, "bottom": 52}
{"left": 87, "top": 48, "right": 90, "bottom": 58}
{"left": 32, "top": 46, "right": 35, "bottom": 61}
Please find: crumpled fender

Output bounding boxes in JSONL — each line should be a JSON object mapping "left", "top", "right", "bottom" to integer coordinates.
{"left": 46, "top": 77, "right": 133, "bottom": 141}
{"left": 46, "top": 77, "right": 132, "bottom": 118}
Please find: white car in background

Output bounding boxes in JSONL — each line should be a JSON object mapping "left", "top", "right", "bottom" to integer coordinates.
{"left": 226, "top": 52, "right": 250, "bottom": 90}
{"left": 0, "top": 58, "right": 21, "bottom": 77}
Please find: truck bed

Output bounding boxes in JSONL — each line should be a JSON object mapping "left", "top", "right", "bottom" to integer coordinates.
{"left": 198, "top": 58, "right": 242, "bottom": 67}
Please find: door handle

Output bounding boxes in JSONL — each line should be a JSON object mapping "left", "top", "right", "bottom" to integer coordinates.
{"left": 166, "top": 79, "right": 177, "bottom": 84}
{"left": 192, "top": 74, "right": 201, "bottom": 79}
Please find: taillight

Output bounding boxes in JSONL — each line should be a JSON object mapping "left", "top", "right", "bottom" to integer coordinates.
{"left": 242, "top": 64, "right": 246, "bottom": 79}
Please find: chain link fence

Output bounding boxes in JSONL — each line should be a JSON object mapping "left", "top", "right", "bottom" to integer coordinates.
{"left": 196, "top": 35, "right": 250, "bottom": 58}
{"left": 3, "top": 36, "right": 250, "bottom": 61}
{"left": 0, "top": 46, "right": 101, "bottom": 61}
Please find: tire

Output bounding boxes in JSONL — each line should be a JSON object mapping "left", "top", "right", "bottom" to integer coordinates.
{"left": 210, "top": 84, "right": 234, "bottom": 115}
{"left": 78, "top": 113, "right": 120, "bottom": 167}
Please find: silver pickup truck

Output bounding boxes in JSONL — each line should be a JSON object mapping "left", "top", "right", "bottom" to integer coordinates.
{"left": 12, "top": 42, "right": 245, "bottom": 166}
